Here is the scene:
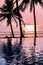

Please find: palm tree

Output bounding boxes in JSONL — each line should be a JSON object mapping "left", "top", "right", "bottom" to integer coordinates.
{"left": 30, "top": 0, "right": 43, "bottom": 46}
{"left": 19, "top": 1, "right": 37, "bottom": 65}
{"left": 0, "top": 0, "right": 24, "bottom": 38}
{"left": 30, "top": 0, "right": 43, "bottom": 65}
{"left": 18, "top": 1, "right": 43, "bottom": 64}
{"left": 15, "top": 0, "right": 25, "bottom": 37}
{"left": 0, "top": 0, "right": 14, "bottom": 37}
{"left": 19, "top": 0, "right": 36, "bottom": 46}
{"left": 19, "top": 0, "right": 43, "bottom": 44}
{"left": 30, "top": 0, "right": 37, "bottom": 47}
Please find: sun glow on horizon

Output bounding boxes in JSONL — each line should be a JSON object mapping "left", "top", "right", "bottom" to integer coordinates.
{"left": 23, "top": 25, "right": 34, "bottom": 32}
{"left": 25, "top": 25, "right": 34, "bottom": 32}
{"left": 22, "top": 25, "right": 40, "bottom": 32}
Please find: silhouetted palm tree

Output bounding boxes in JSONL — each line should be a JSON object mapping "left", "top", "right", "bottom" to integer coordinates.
{"left": 19, "top": 0, "right": 43, "bottom": 46}
{"left": 30, "top": 0, "right": 36, "bottom": 47}
{"left": 30, "top": 0, "right": 43, "bottom": 64}
{"left": 0, "top": 0, "right": 14, "bottom": 37}
{"left": 0, "top": 0, "right": 25, "bottom": 38}
{"left": 30, "top": 0, "right": 43, "bottom": 46}
{"left": 19, "top": 0, "right": 36, "bottom": 46}
{"left": 15, "top": 0, "right": 25, "bottom": 37}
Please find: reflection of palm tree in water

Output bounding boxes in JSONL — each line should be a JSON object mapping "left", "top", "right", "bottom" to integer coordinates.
{"left": 3, "top": 37, "right": 14, "bottom": 64}
{"left": 0, "top": 0, "right": 24, "bottom": 37}
{"left": 2, "top": 37, "right": 29, "bottom": 65}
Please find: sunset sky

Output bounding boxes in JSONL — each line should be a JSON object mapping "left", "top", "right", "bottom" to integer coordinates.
{"left": 0, "top": 0, "right": 43, "bottom": 33}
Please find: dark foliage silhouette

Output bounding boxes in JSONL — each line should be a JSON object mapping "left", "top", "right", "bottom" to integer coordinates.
{"left": 0, "top": 0, "right": 25, "bottom": 37}
{"left": 30, "top": 0, "right": 43, "bottom": 12}
{"left": 19, "top": 0, "right": 29, "bottom": 12}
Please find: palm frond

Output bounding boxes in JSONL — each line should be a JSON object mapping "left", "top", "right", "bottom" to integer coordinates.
{"left": 13, "top": 8, "right": 22, "bottom": 18}
{"left": 13, "top": 15, "right": 18, "bottom": 27}
{"left": 7, "top": 19, "right": 10, "bottom": 26}
{"left": 30, "top": 0, "right": 33, "bottom": 12}
{"left": 0, "top": 17, "right": 5, "bottom": 22}
{"left": 0, "top": 7, "right": 5, "bottom": 11}
{"left": 37, "top": 0, "right": 43, "bottom": 7}
{"left": 19, "top": 0, "right": 29, "bottom": 12}
{"left": 30, "top": 0, "right": 43, "bottom": 12}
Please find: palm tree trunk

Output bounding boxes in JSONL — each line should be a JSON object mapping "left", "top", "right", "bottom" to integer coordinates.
{"left": 20, "top": 37, "right": 22, "bottom": 45}
{"left": 33, "top": 4, "right": 36, "bottom": 65}
{"left": 9, "top": 17, "right": 14, "bottom": 37}
{"left": 10, "top": 22, "right": 14, "bottom": 37}
{"left": 33, "top": 4, "right": 36, "bottom": 46}
{"left": 16, "top": 0, "right": 23, "bottom": 45}
{"left": 16, "top": 0, "right": 24, "bottom": 37}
